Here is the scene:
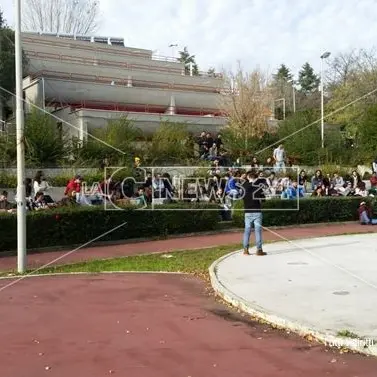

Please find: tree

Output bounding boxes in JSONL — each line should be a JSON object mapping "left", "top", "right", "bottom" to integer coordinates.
{"left": 221, "top": 65, "right": 275, "bottom": 158}
{"left": 355, "top": 104, "right": 377, "bottom": 161}
{"left": 149, "top": 121, "right": 193, "bottom": 164}
{"left": 0, "top": 10, "right": 29, "bottom": 120}
{"left": 272, "top": 64, "right": 294, "bottom": 118}
{"left": 178, "top": 47, "right": 199, "bottom": 75}
{"left": 298, "top": 62, "right": 320, "bottom": 93}
{"left": 275, "top": 109, "right": 348, "bottom": 165}
{"left": 23, "top": 110, "right": 66, "bottom": 167}
{"left": 273, "top": 64, "right": 293, "bottom": 82}
{"left": 326, "top": 48, "right": 377, "bottom": 138}
{"left": 327, "top": 48, "right": 377, "bottom": 87}
{"left": 74, "top": 117, "right": 143, "bottom": 166}
{"left": 22, "top": 0, "right": 100, "bottom": 35}
{"left": 207, "top": 67, "right": 216, "bottom": 77}
{"left": 0, "top": 9, "right": 4, "bottom": 27}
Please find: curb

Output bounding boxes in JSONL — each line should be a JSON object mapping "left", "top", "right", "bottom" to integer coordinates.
{"left": 208, "top": 250, "right": 377, "bottom": 357}
{"left": 0, "top": 270, "right": 189, "bottom": 280}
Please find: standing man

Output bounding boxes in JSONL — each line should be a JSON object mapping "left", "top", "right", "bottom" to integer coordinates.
{"left": 242, "top": 171, "right": 267, "bottom": 256}
{"left": 273, "top": 144, "right": 286, "bottom": 173}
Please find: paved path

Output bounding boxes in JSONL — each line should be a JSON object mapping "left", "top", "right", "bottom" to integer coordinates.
{"left": 0, "top": 222, "right": 375, "bottom": 272}
{"left": 1, "top": 273, "right": 377, "bottom": 377}
{"left": 212, "top": 233, "right": 377, "bottom": 355}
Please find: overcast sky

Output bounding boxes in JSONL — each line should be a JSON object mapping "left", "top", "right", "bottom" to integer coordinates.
{"left": 2, "top": 0, "right": 377, "bottom": 77}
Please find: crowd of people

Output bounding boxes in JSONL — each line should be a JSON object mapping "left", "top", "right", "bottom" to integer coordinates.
{"left": 1, "top": 139, "right": 377, "bottom": 222}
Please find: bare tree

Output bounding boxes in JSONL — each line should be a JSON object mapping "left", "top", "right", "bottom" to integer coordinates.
{"left": 327, "top": 48, "right": 377, "bottom": 87}
{"left": 22, "top": 0, "right": 100, "bottom": 35}
{"left": 220, "top": 64, "right": 275, "bottom": 157}
{"left": 221, "top": 65, "right": 274, "bottom": 138}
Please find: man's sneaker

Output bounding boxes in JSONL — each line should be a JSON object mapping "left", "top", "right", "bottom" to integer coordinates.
{"left": 256, "top": 249, "right": 267, "bottom": 256}
{"left": 243, "top": 248, "right": 250, "bottom": 255}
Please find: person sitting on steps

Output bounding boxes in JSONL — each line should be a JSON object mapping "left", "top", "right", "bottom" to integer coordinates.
{"left": 358, "top": 201, "right": 377, "bottom": 225}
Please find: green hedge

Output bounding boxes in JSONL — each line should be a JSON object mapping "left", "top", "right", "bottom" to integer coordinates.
{"left": 0, "top": 169, "right": 134, "bottom": 188}
{"left": 0, "top": 203, "right": 220, "bottom": 253}
{"left": 232, "top": 196, "right": 370, "bottom": 227}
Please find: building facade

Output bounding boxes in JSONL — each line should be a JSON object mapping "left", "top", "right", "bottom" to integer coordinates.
{"left": 21, "top": 32, "right": 228, "bottom": 140}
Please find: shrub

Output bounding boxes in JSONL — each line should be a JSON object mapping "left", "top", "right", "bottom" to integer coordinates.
{"left": 0, "top": 173, "right": 17, "bottom": 188}
{"left": 232, "top": 196, "right": 371, "bottom": 227}
{"left": 0, "top": 203, "right": 220, "bottom": 253}
{"left": 0, "top": 169, "right": 135, "bottom": 188}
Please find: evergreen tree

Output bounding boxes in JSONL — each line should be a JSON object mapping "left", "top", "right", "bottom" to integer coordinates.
{"left": 0, "top": 8, "right": 28, "bottom": 119}
{"left": 298, "top": 62, "right": 320, "bottom": 93}
{"left": 273, "top": 64, "right": 293, "bottom": 82}
{"left": 178, "top": 47, "right": 199, "bottom": 75}
{"left": 0, "top": 9, "right": 4, "bottom": 27}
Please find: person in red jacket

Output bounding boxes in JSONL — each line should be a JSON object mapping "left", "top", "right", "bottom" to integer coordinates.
{"left": 64, "top": 175, "right": 82, "bottom": 196}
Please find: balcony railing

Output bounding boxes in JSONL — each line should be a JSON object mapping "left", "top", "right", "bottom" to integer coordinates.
{"left": 26, "top": 50, "right": 224, "bottom": 79}
{"left": 26, "top": 50, "right": 182, "bottom": 75}
{"left": 47, "top": 99, "right": 224, "bottom": 117}
{"left": 23, "top": 35, "right": 223, "bottom": 77}
{"left": 29, "top": 69, "right": 224, "bottom": 94}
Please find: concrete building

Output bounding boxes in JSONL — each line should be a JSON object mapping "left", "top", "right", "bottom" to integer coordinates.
{"left": 21, "top": 32, "right": 228, "bottom": 140}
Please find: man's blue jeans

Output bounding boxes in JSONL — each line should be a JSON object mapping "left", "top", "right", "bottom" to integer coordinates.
{"left": 274, "top": 161, "right": 285, "bottom": 173}
{"left": 243, "top": 212, "right": 263, "bottom": 250}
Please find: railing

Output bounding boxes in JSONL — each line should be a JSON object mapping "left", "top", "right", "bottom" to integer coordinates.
{"left": 46, "top": 99, "right": 224, "bottom": 117}
{"left": 30, "top": 69, "right": 224, "bottom": 94}
{"left": 22, "top": 36, "right": 223, "bottom": 78}
{"left": 26, "top": 50, "right": 182, "bottom": 75}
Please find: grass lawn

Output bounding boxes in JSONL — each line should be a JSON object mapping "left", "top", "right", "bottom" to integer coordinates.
{"left": 34, "top": 243, "right": 242, "bottom": 278}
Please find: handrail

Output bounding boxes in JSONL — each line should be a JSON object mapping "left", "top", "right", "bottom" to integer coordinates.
{"left": 26, "top": 50, "right": 182, "bottom": 75}
{"left": 23, "top": 36, "right": 223, "bottom": 77}
{"left": 26, "top": 50, "right": 224, "bottom": 79}
{"left": 46, "top": 100, "right": 223, "bottom": 116}
{"left": 29, "top": 69, "right": 225, "bottom": 94}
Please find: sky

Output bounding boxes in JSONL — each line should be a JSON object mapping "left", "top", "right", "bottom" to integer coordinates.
{"left": 2, "top": 0, "right": 377, "bottom": 78}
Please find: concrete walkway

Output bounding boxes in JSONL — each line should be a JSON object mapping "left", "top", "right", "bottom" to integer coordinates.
{"left": 0, "top": 223, "right": 375, "bottom": 272}
{"left": 210, "top": 233, "right": 377, "bottom": 355}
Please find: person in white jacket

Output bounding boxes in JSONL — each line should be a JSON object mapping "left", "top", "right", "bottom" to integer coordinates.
{"left": 33, "top": 170, "right": 50, "bottom": 196}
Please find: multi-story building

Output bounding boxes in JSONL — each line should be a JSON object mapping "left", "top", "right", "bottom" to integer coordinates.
{"left": 21, "top": 32, "right": 228, "bottom": 141}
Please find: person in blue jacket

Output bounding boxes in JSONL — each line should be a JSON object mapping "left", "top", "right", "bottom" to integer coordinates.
{"left": 281, "top": 180, "right": 304, "bottom": 199}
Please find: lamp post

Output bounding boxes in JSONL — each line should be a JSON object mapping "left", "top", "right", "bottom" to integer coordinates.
{"left": 15, "top": 0, "right": 27, "bottom": 273}
{"left": 168, "top": 43, "right": 178, "bottom": 58}
{"left": 292, "top": 82, "right": 296, "bottom": 113}
{"left": 320, "top": 51, "right": 331, "bottom": 148}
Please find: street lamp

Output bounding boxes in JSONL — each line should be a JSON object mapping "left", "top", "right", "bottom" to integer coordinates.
{"left": 168, "top": 43, "right": 178, "bottom": 58}
{"left": 291, "top": 80, "right": 297, "bottom": 113}
{"left": 320, "top": 51, "right": 331, "bottom": 148}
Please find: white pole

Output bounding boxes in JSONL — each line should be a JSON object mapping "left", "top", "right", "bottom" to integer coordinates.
{"left": 282, "top": 98, "right": 286, "bottom": 120}
{"left": 189, "top": 62, "right": 193, "bottom": 76}
{"left": 320, "top": 57, "right": 324, "bottom": 148}
{"left": 292, "top": 85, "right": 296, "bottom": 113}
{"left": 42, "top": 77, "right": 45, "bottom": 111}
{"left": 15, "top": 0, "right": 27, "bottom": 273}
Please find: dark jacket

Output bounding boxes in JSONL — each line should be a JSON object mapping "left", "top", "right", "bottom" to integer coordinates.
{"left": 242, "top": 180, "right": 265, "bottom": 213}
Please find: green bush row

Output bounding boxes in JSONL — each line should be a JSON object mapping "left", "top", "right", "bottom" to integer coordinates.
{"left": 0, "top": 169, "right": 134, "bottom": 188}
{"left": 232, "top": 196, "right": 369, "bottom": 227}
{"left": 0, "top": 203, "right": 219, "bottom": 253}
